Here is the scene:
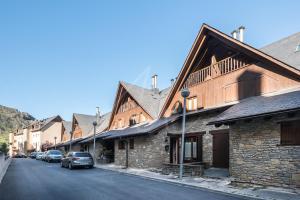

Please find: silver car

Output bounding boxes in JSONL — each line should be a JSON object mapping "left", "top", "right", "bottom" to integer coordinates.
{"left": 61, "top": 152, "right": 94, "bottom": 169}
{"left": 45, "top": 150, "right": 63, "bottom": 163}
{"left": 35, "top": 152, "right": 44, "bottom": 160}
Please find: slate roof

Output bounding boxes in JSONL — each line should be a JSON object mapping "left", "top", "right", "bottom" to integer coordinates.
{"left": 260, "top": 32, "right": 300, "bottom": 70}
{"left": 208, "top": 89, "right": 300, "bottom": 125}
{"left": 96, "top": 114, "right": 180, "bottom": 140}
{"left": 62, "top": 121, "right": 72, "bottom": 134}
{"left": 73, "top": 113, "right": 96, "bottom": 136}
{"left": 120, "top": 81, "right": 171, "bottom": 119}
{"left": 79, "top": 112, "right": 112, "bottom": 143}
{"left": 56, "top": 137, "right": 85, "bottom": 147}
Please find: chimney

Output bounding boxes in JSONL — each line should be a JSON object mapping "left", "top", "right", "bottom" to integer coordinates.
{"left": 231, "top": 30, "right": 237, "bottom": 39}
{"left": 170, "top": 78, "right": 174, "bottom": 85}
{"left": 96, "top": 107, "right": 100, "bottom": 123}
{"left": 238, "top": 26, "right": 245, "bottom": 42}
{"left": 152, "top": 74, "right": 158, "bottom": 89}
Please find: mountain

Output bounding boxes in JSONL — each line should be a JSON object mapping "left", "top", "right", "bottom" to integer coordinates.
{"left": 0, "top": 105, "right": 35, "bottom": 144}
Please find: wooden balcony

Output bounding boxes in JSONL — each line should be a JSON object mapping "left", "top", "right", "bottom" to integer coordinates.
{"left": 183, "top": 54, "right": 250, "bottom": 88}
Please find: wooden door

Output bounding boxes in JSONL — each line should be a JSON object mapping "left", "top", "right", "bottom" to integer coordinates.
{"left": 212, "top": 132, "right": 229, "bottom": 168}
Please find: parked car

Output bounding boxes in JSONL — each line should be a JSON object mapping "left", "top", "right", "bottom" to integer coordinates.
{"left": 35, "top": 152, "right": 44, "bottom": 160}
{"left": 13, "top": 153, "right": 27, "bottom": 158}
{"left": 45, "top": 150, "right": 63, "bottom": 163}
{"left": 41, "top": 152, "right": 47, "bottom": 161}
{"left": 61, "top": 152, "right": 94, "bottom": 169}
{"left": 30, "top": 152, "right": 37, "bottom": 159}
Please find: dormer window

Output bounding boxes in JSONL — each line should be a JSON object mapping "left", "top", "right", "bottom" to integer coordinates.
{"left": 129, "top": 114, "right": 138, "bottom": 126}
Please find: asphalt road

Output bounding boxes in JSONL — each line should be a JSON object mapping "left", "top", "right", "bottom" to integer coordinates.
{"left": 0, "top": 159, "right": 250, "bottom": 200}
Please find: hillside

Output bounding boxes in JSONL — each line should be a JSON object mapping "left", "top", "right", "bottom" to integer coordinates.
{"left": 0, "top": 105, "right": 35, "bottom": 144}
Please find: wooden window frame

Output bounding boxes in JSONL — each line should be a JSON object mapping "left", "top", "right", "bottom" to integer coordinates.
{"left": 187, "top": 96, "right": 197, "bottom": 111}
{"left": 280, "top": 120, "right": 300, "bottom": 146}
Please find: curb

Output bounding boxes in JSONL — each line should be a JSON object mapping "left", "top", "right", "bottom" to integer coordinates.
{"left": 95, "top": 166, "right": 260, "bottom": 200}
{"left": 0, "top": 158, "right": 12, "bottom": 184}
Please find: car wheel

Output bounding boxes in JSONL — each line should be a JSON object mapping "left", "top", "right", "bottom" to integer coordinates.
{"left": 68, "top": 162, "right": 73, "bottom": 170}
{"left": 89, "top": 165, "right": 93, "bottom": 169}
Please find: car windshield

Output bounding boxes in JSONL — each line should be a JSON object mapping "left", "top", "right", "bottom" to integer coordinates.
{"left": 74, "top": 152, "right": 91, "bottom": 157}
{"left": 49, "top": 151, "right": 62, "bottom": 155}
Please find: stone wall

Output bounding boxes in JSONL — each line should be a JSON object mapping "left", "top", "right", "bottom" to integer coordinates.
{"left": 114, "top": 111, "right": 228, "bottom": 169}
{"left": 114, "top": 129, "right": 170, "bottom": 168}
{"left": 230, "top": 115, "right": 300, "bottom": 188}
{"left": 87, "top": 141, "right": 104, "bottom": 161}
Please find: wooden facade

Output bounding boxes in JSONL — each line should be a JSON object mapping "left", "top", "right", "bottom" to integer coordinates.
{"left": 109, "top": 83, "right": 153, "bottom": 130}
{"left": 161, "top": 26, "right": 300, "bottom": 118}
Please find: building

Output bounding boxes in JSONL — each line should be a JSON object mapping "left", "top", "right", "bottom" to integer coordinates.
{"left": 97, "top": 79, "right": 173, "bottom": 168}
{"left": 8, "top": 115, "right": 63, "bottom": 154}
{"left": 57, "top": 113, "right": 96, "bottom": 152}
{"left": 157, "top": 24, "right": 300, "bottom": 188}
{"left": 29, "top": 115, "right": 63, "bottom": 151}
{"left": 95, "top": 24, "right": 300, "bottom": 188}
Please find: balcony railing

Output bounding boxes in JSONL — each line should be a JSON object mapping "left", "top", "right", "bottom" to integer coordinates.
{"left": 183, "top": 54, "right": 250, "bottom": 88}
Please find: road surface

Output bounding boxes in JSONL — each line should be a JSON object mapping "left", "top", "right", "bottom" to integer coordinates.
{"left": 0, "top": 159, "right": 251, "bottom": 200}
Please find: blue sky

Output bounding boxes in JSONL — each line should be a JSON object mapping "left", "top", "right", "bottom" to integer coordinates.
{"left": 0, "top": 0, "right": 299, "bottom": 121}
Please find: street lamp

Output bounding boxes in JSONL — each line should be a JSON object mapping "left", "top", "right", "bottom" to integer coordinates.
{"left": 54, "top": 137, "right": 57, "bottom": 150}
{"left": 179, "top": 88, "right": 190, "bottom": 179}
{"left": 92, "top": 121, "right": 97, "bottom": 162}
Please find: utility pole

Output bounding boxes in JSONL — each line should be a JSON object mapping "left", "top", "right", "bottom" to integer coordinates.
{"left": 179, "top": 88, "right": 190, "bottom": 179}
{"left": 54, "top": 137, "right": 57, "bottom": 150}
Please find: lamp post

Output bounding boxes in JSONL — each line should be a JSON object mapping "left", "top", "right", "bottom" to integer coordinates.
{"left": 54, "top": 136, "right": 57, "bottom": 150}
{"left": 179, "top": 88, "right": 190, "bottom": 179}
{"left": 92, "top": 121, "right": 97, "bottom": 162}
{"left": 69, "top": 131, "right": 73, "bottom": 152}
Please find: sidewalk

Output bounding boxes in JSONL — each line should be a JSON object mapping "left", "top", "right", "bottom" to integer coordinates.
{"left": 95, "top": 164, "right": 300, "bottom": 200}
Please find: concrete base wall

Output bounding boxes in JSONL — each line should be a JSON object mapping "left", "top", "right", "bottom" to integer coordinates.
{"left": 0, "top": 154, "right": 11, "bottom": 183}
{"left": 230, "top": 115, "right": 300, "bottom": 188}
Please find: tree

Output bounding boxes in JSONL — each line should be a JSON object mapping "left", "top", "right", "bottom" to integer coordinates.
{"left": 0, "top": 143, "right": 8, "bottom": 155}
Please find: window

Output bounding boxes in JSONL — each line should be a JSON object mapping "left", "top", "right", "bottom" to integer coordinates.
{"left": 187, "top": 96, "right": 197, "bottom": 111}
{"left": 129, "top": 139, "right": 134, "bottom": 149}
{"left": 118, "top": 140, "right": 125, "bottom": 150}
{"left": 184, "top": 137, "right": 198, "bottom": 161}
{"left": 129, "top": 114, "right": 137, "bottom": 126}
{"left": 171, "top": 101, "right": 183, "bottom": 114}
{"left": 281, "top": 120, "right": 300, "bottom": 145}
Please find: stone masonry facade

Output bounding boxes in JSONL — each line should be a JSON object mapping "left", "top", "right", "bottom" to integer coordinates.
{"left": 230, "top": 114, "right": 300, "bottom": 188}
{"left": 114, "top": 111, "right": 228, "bottom": 169}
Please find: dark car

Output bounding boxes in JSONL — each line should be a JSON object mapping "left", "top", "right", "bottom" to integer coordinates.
{"left": 13, "top": 153, "right": 27, "bottom": 158}
{"left": 45, "top": 150, "right": 63, "bottom": 163}
{"left": 61, "top": 152, "right": 94, "bottom": 169}
{"left": 30, "top": 152, "right": 37, "bottom": 159}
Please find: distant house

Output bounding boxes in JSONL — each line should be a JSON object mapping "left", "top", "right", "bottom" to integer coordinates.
{"left": 9, "top": 115, "right": 63, "bottom": 154}
{"left": 29, "top": 115, "right": 63, "bottom": 151}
